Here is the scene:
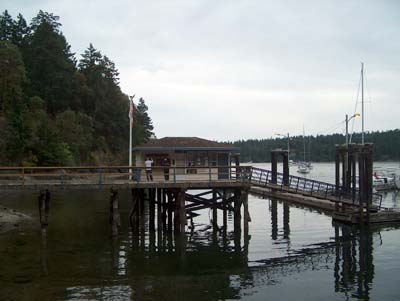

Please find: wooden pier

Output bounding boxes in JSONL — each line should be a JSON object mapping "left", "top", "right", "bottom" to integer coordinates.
{"left": 0, "top": 165, "right": 251, "bottom": 236}
{"left": 0, "top": 162, "right": 399, "bottom": 234}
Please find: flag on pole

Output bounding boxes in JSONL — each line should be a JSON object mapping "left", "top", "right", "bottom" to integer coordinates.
{"left": 129, "top": 96, "right": 135, "bottom": 128}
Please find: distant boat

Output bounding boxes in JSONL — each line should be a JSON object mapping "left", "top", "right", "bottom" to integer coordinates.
{"left": 297, "top": 164, "right": 310, "bottom": 174}
{"left": 373, "top": 171, "right": 399, "bottom": 191}
{"left": 297, "top": 126, "right": 311, "bottom": 174}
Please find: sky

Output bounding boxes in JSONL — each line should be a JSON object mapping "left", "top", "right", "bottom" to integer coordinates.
{"left": 4, "top": 0, "right": 400, "bottom": 141}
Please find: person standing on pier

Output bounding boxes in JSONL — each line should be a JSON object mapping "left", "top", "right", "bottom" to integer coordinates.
{"left": 145, "top": 157, "right": 153, "bottom": 181}
{"left": 163, "top": 157, "right": 171, "bottom": 181}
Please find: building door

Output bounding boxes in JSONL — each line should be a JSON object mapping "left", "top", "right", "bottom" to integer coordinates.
{"left": 218, "top": 153, "right": 229, "bottom": 180}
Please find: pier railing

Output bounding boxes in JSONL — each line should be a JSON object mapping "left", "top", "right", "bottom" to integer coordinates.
{"left": 0, "top": 165, "right": 383, "bottom": 208}
{"left": 0, "top": 165, "right": 248, "bottom": 187}
{"left": 249, "top": 167, "right": 383, "bottom": 209}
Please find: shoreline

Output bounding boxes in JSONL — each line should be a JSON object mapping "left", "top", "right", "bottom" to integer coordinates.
{"left": 0, "top": 206, "right": 32, "bottom": 233}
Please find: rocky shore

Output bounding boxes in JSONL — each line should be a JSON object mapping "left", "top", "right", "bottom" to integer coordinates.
{"left": 0, "top": 206, "right": 31, "bottom": 233}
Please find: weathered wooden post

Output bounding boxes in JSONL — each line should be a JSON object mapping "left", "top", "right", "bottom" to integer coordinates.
{"left": 335, "top": 151, "right": 340, "bottom": 193}
{"left": 157, "top": 188, "right": 162, "bottom": 231}
{"left": 167, "top": 190, "right": 173, "bottom": 232}
{"left": 243, "top": 189, "right": 250, "bottom": 236}
{"left": 174, "top": 188, "right": 186, "bottom": 234}
{"left": 179, "top": 189, "right": 186, "bottom": 233}
{"left": 271, "top": 199, "right": 278, "bottom": 240}
{"left": 366, "top": 148, "right": 373, "bottom": 221}
{"left": 109, "top": 187, "right": 120, "bottom": 237}
{"left": 38, "top": 189, "right": 51, "bottom": 228}
{"left": 129, "top": 188, "right": 139, "bottom": 229}
{"left": 271, "top": 151, "right": 277, "bottom": 184}
{"left": 149, "top": 188, "right": 155, "bottom": 232}
{"left": 234, "top": 188, "right": 242, "bottom": 252}
{"left": 212, "top": 189, "right": 218, "bottom": 231}
{"left": 351, "top": 152, "right": 357, "bottom": 202}
{"left": 222, "top": 189, "right": 227, "bottom": 231}
{"left": 161, "top": 189, "right": 167, "bottom": 230}
{"left": 282, "top": 152, "right": 289, "bottom": 186}
{"left": 283, "top": 203, "right": 290, "bottom": 239}
{"left": 358, "top": 153, "right": 365, "bottom": 223}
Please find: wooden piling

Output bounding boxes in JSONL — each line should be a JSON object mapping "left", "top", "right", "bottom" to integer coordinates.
{"left": 335, "top": 152, "right": 340, "bottom": 192}
{"left": 358, "top": 154, "right": 365, "bottom": 223}
{"left": 223, "top": 189, "right": 227, "bottom": 231}
{"left": 212, "top": 189, "right": 218, "bottom": 231}
{"left": 167, "top": 190, "right": 173, "bottom": 232}
{"left": 234, "top": 189, "right": 242, "bottom": 253}
{"left": 271, "top": 153, "right": 277, "bottom": 184}
{"left": 161, "top": 189, "right": 167, "bottom": 229}
{"left": 109, "top": 187, "right": 120, "bottom": 237}
{"left": 271, "top": 199, "right": 278, "bottom": 240}
{"left": 243, "top": 190, "right": 250, "bottom": 235}
{"left": 129, "top": 189, "right": 140, "bottom": 229}
{"left": 149, "top": 188, "right": 155, "bottom": 232}
{"left": 283, "top": 203, "right": 290, "bottom": 239}
{"left": 157, "top": 188, "right": 162, "bottom": 231}
{"left": 38, "top": 189, "right": 50, "bottom": 227}
{"left": 282, "top": 152, "right": 289, "bottom": 186}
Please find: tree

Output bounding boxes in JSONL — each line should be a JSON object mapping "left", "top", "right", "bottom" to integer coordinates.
{"left": 30, "top": 10, "right": 61, "bottom": 33}
{"left": 0, "top": 41, "right": 27, "bottom": 112}
{"left": 134, "top": 97, "right": 154, "bottom": 143}
{"left": 0, "top": 10, "right": 157, "bottom": 166}
{"left": 11, "top": 14, "right": 30, "bottom": 46}
{"left": 0, "top": 10, "right": 13, "bottom": 41}
{"left": 55, "top": 110, "right": 94, "bottom": 163}
{"left": 78, "top": 44, "right": 130, "bottom": 155}
{"left": 23, "top": 10, "right": 76, "bottom": 115}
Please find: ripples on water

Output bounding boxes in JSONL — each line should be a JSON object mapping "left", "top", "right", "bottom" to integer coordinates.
{"left": 0, "top": 163, "right": 399, "bottom": 300}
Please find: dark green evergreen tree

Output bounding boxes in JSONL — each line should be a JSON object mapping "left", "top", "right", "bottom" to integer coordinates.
{"left": 23, "top": 10, "right": 76, "bottom": 115}
{"left": 0, "top": 10, "right": 13, "bottom": 41}
{"left": 0, "top": 41, "right": 26, "bottom": 112}
{"left": 0, "top": 10, "right": 156, "bottom": 166}
{"left": 11, "top": 14, "right": 30, "bottom": 46}
{"left": 134, "top": 97, "right": 154, "bottom": 142}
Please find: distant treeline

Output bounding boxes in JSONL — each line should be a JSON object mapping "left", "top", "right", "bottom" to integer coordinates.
{"left": 0, "top": 10, "right": 154, "bottom": 166}
{"left": 231, "top": 129, "right": 400, "bottom": 162}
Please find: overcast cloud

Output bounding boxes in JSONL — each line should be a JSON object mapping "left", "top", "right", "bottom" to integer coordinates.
{"left": 4, "top": 0, "right": 400, "bottom": 141}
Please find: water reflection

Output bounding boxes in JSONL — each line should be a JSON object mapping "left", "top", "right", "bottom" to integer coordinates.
{"left": 269, "top": 199, "right": 290, "bottom": 244}
{"left": 59, "top": 220, "right": 392, "bottom": 300}
{"left": 2, "top": 189, "right": 400, "bottom": 300}
{"left": 333, "top": 223, "right": 375, "bottom": 300}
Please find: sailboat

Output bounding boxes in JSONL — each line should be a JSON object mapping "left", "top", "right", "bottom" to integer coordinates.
{"left": 297, "top": 126, "right": 310, "bottom": 174}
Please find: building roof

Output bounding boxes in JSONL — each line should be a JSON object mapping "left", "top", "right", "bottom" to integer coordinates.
{"left": 133, "top": 137, "right": 239, "bottom": 152}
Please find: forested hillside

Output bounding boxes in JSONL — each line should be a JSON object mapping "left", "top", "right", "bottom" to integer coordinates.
{"left": 233, "top": 130, "right": 400, "bottom": 162}
{"left": 0, "top": 10, "right": 153, "bottom": 166}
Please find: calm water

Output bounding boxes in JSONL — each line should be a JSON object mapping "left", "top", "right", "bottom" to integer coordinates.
{"left": 0, "top": 162, "right": 399, "bottom": 300}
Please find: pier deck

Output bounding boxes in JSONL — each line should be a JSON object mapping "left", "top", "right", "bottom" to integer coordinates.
{"left": 0, "top": 165, "right": 399, "bottom": 224}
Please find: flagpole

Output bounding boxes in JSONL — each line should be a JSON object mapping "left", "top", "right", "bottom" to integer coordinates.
{"left": 129, "top": 95, "right": 135, "bottom": 180}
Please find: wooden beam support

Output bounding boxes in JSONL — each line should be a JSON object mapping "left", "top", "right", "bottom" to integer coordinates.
{"left": 149, "top": 188, "right": 155, "bottom": 232}
{"left": 109, "top": 187, "right": 120, "bottom": 237}
{"left": 212, "top": 189, "right": 218, "bottom": 230}
{"left": 38, "top": 189, "right": 51, "bottom": 228}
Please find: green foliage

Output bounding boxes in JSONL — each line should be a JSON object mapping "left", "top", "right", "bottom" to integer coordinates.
{"left": 134, "top": 97, "right": 154, "bottom": 142}
{"left": 0, "top": 41, "right": 26, "bottom": 112}
{"left": 0, "top": 10, "right": 14, "bottom": 41}
{"left": 55, "top": 110, "right": 93, "bottom": 164}
{"left": 23, "top": 13, "right": 76, "bottom": 115}
{"left": 0, "top": 10, "right": 154, "bottom": 166}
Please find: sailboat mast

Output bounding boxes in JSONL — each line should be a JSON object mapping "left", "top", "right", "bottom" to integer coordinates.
{"left": 303, "top": 125, "right": 306, "bottom": 162}
{"left": 361, "top": 62, "right": 364, "bottom": 144}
